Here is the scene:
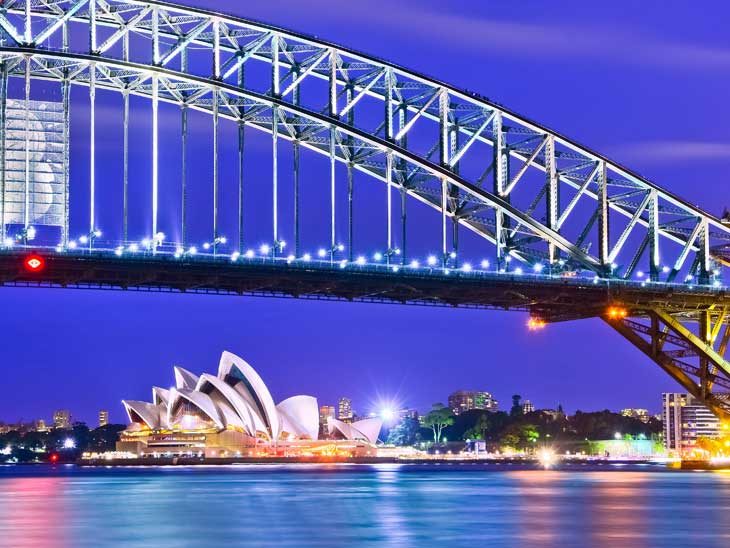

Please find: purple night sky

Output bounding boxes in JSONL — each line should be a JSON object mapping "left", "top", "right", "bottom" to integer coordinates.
{"left": 1, "top": 0, "right": 729, "bottom": 424}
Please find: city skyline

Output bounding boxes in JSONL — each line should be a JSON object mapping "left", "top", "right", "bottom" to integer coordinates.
{"left": 0, "top": 374, "right": 663, "bottom": 426}
{"left": 1, "top": 0, "right": 729, "bottom": 423}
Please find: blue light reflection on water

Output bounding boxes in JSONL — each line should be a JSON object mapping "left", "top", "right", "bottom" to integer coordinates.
{"left": 1, "top": 463, "right": 730, "bottom": 547}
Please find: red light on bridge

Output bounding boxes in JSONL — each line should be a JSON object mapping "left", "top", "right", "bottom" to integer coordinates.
{"left": 23, "top": 254, "right": 46, "bottom": 273}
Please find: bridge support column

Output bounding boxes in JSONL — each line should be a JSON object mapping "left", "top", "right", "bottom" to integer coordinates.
{"left": 272, "top": 105, "right": 278, "bottom": 250}
{"left": 439, "top": 90, "right": 450, "bottom": 268}
{"left": 596, "top": 161, "right": 609, "bottom": 269}
{"left": 180, "top": 47, "right": 188, "bottom": 249}
{"left": 545, "top": 135, "right": 559, "bottom": 265}
{"left": 329, "top": 126, "right": 336, "bottom": 262}
{"left": 292, "top": 70, "right": 301, "bottom": 258}
{"left": 649, "top": 190, "right": 660, "bottom": 281}
{"left": 151, "top": 74, "right": 158, "bottom": 251}
{"left": 122, "top": 31, "right": 129, "bottom": 244}
{"left": 397, "top": 105, "right": 407, "bottom": 265}
{"left": 89, "top": 62, "right": 96, "bottom": 249}
{"left": 271, "top": 35, "right": 280, "bottom": 253}
{"left": 605, "top": 307, "right": 730, "bottom": 421}
{"left": 346, "top": 87, "right": 354, "bottom": 263}
{"left": 238, "top": 64, "right": 245, "bottom": 254}
{"left": 23, "top": 56, "right": 30, "bottom": 236}
{"left": 698, "top": 219, "right": 711, "bottom": 285}
{"left": 386, "top": 152, "right": 393, "bottom": 264}
{"left": 122, "top": 89, "right": 129, "bottom": 242}
{"left": 348, "top": 164, "right": 354, "bottom": 262}
{"left": 62, "top": 72, "right": 70, "bottom": 247}
{"left": 493, "top": 112, "right": 508, "bottom": 271}
{"left": 60, "top": 19, "right": 70, "bottom": 246}
{"left": 212, "top": 89, "right": 219, "bottom": 254}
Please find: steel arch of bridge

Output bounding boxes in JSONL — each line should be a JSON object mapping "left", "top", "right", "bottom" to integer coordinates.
{"left": 1, "top": 0, "right": 730, "bottom": 419}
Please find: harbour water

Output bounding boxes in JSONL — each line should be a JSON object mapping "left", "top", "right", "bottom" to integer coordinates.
{"left": 1, "top": 463, "right": 729, "bottom": 547}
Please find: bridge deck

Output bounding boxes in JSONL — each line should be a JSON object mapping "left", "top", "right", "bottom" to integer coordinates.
{"left": 0, "top": 251, "right": 725, "bottom": 322}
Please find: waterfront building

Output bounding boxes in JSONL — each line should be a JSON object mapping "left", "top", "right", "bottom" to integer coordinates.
{"left": 1, "top": 420, "right": 55, "bottom": 433}
{"left": 539, "top": 409, "right": 560, "bottom": 420}
{"left": 621, "top": 408, "right": 650, "bottom": 423}
{"left": 448, "top": 390, "right": 498, "bottom": 415}
{"left": 99, "top": 410, "right": 109, "bottom": 428}
{"left": 338, "top": 398, "right": 353, "bottom": 422}
{"left": 117, "top": 351, "right": 382, "bottom": 458}
{"left": 522, "top": 400, "right": 535, "bottom": 414}
{"left": 53, "top": 409, "right": 71, "bottom": 429}
{"left": 662, "top": 393, "right": 727, "bottom": 454}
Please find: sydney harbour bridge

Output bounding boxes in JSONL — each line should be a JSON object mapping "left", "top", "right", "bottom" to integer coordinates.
{"left": 0, "top": 1, "right": 729, "bottom": 418}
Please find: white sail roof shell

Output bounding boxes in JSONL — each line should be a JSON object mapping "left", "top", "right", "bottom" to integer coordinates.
{"left": 195, "top": 373, "right": 267, "bottom": 436}
{"left": 217, "top": 351, "right": 280, "bottom": 440}
{"left": 350, "top": 418, "right": 383, "bottom": 445}
{"left": 152, "top": 387, "right": 170, "bottom": 407}
{"left": 123, "top": 400, "right": 165, "bottom": 430}
{"left": 212, "top": 398, "right": 246, "bottom": 430}
{"left": 276, "top": 395, "right": 319, "bottom": 440}
{"left": 167, "top": 388, "right": 225, "bottom": 430}
{"left": 174, "top": 366, "right": 199, "bottom": 390}
{"left": 328, "top": 417, "right": 382, "bottom": 444}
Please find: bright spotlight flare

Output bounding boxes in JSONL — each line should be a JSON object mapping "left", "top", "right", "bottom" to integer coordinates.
{"left": 380, "top": 408, "right": 395, "bottom": 422}
{"left": 537, "top": 448, "right": 556, "bottom": 468}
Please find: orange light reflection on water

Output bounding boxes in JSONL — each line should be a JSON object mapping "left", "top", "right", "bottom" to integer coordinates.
{"left": 0, "top": 476, "right": 71, "bottom": 548}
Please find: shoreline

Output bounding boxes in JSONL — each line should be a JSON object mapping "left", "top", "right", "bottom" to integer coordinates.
{"left": 76, "top": 456, "right": 663, "bottom": 467}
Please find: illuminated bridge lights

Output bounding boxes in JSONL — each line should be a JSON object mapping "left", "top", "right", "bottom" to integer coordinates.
{"left": 606, "top": 306, "right": 628, "bottom": 320}
{"left": 12, "top": 238, "right": 712, "bottom": 294}
{"left": 3, "top": 238, "right": 728, "bottom": 294}
{"left": 5, "top": 238, "right": 729, "bottom": 292}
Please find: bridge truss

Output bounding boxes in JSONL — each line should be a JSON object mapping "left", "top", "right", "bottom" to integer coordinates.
{"left": 1, "top": 0, "right": 730, "bottom": 418}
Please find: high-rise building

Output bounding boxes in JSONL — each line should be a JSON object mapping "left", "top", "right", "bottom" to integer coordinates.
{"left": 53, "top": 409, "right": 71, "bottom": 430}
{"left": 662, "top": 393, "right": 724, "bottom": 454}
{"left": 99, "top": 410, "right": 109, "bottom": 428}
{"left": 398, "top": 408, "right": 419, "bottom": 421}
{"left": 448, "top": 391, "right": 498, "bottom": 415}
{"left": 338, "top": 398, "right": 353, "bottom": 422}
{"left": 319, "top": 405, "right": 335, "bottom": 438}
{"left": 621, "top": 408, "right": 650, "bottom": 423}
{"left": 522, "top": 400, "right": 535, "bottom": 414}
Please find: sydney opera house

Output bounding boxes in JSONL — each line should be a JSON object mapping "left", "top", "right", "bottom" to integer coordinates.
{"left": 116, "top": 351, "right": 382, "bottom": 458}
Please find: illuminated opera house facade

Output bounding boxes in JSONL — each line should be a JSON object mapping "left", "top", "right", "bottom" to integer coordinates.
{"left": 117, "top": 351, "right": 382, "bottom": 458}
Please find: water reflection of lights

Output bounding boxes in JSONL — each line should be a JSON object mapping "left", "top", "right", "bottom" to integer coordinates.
{"left": 2, "top": 478, "right": 70, "bottom": 547}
